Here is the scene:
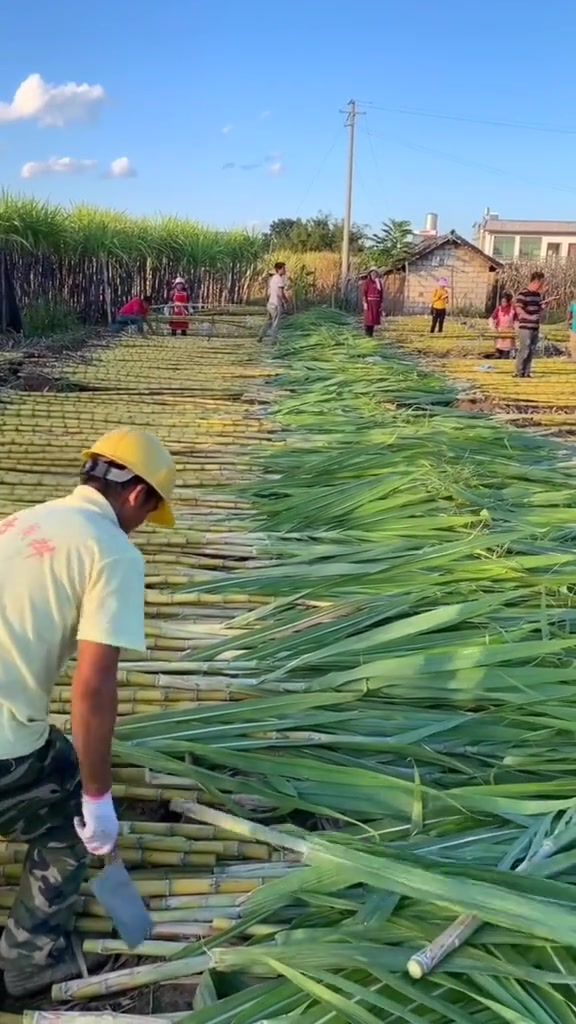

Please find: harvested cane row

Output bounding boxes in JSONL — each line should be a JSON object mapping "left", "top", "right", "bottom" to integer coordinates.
{"left": 384, "top": 314, "right": 576, "bottom": 434}
{"left": 384, "top": 313, "right": 570, "bottom": 356}
{"left": 6, "top": 312, "right": 576, "bottom": 1023}
{"left": 0, "top": 331, "right": 299, "bottom": 1023}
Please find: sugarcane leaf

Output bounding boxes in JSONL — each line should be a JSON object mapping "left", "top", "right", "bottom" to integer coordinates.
{"left": 256, "top": 959, "right": 382, "bottom": 1024}
{"left": 193, "top": 970, "right": 220, "bottom": 1010}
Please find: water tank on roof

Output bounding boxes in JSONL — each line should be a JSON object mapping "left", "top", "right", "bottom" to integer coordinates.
{"left": 425, "top": 212, "right": 438, "bottom": 234}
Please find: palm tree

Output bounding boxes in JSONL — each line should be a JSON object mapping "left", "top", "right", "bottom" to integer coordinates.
{"left": 369, "top": 219, "right": 414, "bottom": 270}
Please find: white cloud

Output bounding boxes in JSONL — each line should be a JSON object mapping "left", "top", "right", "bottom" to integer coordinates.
{"left": 268, "top": 161, "right": 284, "bottom": 175}
{"left": 0, "top": 73, "right": 105, "bottom": 127}
{"left": 20, "top": 154, "right": 137, "bottom": 180}
{"left": 108, "top": 156, "right": 137, "bottom": 178}
{"left": 221, "top": 124, "right": 233, "bottom": 135}
{"left": 20, "top": 156, "right": 97, "bottom": 179}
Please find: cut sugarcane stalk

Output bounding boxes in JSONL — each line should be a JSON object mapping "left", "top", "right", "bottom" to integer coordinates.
{"left": 407, "top": 811, "right": 576, "bottom": 979}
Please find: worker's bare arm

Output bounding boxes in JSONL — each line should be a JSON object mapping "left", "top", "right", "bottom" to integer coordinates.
{"left": 73, "top": 547, "right": 146, "bottom": 806}
{"left": 514, "top": 300, "right": 528, "bottom": 320}
{"left": 71, "top": 640, "right": 119, "bottom": 797}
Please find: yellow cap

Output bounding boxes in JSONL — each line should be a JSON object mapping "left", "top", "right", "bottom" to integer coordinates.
{"left": 82, "top": 427, "right": 176, "bottom": 528}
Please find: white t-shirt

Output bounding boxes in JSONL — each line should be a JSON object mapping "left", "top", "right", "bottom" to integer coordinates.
{"left": 268, "top": 273, "right": 286, "bottom": 306}
{"left": 0, "top": 485, "right": 146, "bottom": 758}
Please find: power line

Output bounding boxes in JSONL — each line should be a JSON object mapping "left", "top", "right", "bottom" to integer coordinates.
{"left": 367, "top": 129, "right": 576, "bottom": 196}
{"left": 360, "top": 101, "right": 576, "bottom": 136}
{"left": 361, "top": 119, "right": 382, "bottom": 182}
{"left": 350, "top": 122, "right": 375, "bottom": 214}
{"left": 293, "top": 124, "right": 343, "bottom": 217}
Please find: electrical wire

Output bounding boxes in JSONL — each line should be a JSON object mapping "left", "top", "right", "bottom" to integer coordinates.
{"left": 293, "top": 124, "right": 343, "bottom": 216}
{"left": 361, "top": 119, "right": 382, "bottom": 181}
{"left": 359, "top": 101, "right": 576, "bottom": 136}
{"left": 367, "top": 128, "right": 576, "bottom": 196}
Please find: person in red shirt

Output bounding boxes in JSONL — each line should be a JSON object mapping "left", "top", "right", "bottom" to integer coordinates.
{"left": 168, "top": 277, "right": 190, "bottom": 337}
{"left": 362, "top": 269, "right": 383, "bottom": 337}
{"left": 113, "top": 295, "right": 152, "bottom": 334}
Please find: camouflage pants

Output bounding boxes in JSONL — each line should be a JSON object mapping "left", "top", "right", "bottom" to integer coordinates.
{"left": 0, "top": 727, "right": 87, "bottom": 968}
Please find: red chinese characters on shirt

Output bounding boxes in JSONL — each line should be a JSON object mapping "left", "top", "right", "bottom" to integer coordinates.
{"left": 25, "top": 537, "right": 56, "bottom": 559}
{"left": 0, "top": 520, "right": 54, "bottom": 561}
{"left": 0, "top": 516, "right": 19, "bottom": 536}
{"left": 20, "top": 524, "right": 40, "bottom": 539}
{"left": 0, "top": 516, "right": 55, "bottom": 558}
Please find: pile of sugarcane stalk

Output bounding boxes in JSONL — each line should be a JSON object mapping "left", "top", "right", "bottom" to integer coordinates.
{"left": 6, "top": 312, "right": 576, "bottom": 1022}
{"left": 0, "top": 327, "right": 302, "bottom": 1019}
{"left": 0, "top": 329, "right": 287, "bottom": 755}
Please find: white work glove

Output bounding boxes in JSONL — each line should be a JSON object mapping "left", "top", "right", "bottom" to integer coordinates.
{"left": 74, "top": 791, "right": 119, "bottom": 856}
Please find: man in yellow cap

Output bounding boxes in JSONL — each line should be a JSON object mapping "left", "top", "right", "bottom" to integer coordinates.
{"left": 0, "top": 427, "right": 176, "bottom": 997}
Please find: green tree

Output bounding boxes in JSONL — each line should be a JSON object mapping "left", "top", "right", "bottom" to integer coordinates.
{"left": 266, "top": 218, "right": 299, "bottom": 248}
{"left": 266, "top": 213, "right": 366, "bottom": 253}
{"left": 369, "top": 218, "right": 414, "bottom": 269}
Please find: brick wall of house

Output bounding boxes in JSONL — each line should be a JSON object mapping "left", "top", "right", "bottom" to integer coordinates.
{"left": 404, "top": 245, "right": 497, "bottom": 314}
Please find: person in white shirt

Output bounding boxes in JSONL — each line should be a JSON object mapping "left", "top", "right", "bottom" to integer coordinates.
{"left": 259, "top": 261, "right": 288, "bottom": 342}
{"left": 0, "top": 426, "right": 176, "bottom": 997}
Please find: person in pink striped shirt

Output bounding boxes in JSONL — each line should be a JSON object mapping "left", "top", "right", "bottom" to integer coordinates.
{"left": 489, "top": 292, "right": 517, "bottom": 359}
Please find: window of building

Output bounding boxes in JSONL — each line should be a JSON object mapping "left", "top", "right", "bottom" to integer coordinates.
{"left": 518, "top": 236, "right": 542, "bottom": 259}
{"left": 546, "top": 243, "right": 561, "bottom": 260}
{"left": 492, "top": 235, "right": 515, "bottom": 259}
{"left": 568, "top": 244, "right": 576, "bottom": 260}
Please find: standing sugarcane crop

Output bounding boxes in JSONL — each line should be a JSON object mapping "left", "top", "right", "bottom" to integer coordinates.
{"left": 0, "top": 426, "right": 176, "bottom": 998}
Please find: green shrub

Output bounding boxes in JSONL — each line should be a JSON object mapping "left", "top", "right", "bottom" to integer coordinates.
{"left": 24, "top": 300, "right": 81, "bottom": 337}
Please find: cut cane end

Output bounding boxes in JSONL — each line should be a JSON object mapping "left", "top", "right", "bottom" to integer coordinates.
{"left": 407, "top": 957, "right": 425, "bottom": 979}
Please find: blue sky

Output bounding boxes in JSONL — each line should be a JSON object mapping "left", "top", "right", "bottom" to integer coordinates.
{"left": 1, "top": 0, "right": 576, "bottom": 236}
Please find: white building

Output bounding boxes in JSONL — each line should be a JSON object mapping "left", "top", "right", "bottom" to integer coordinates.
{"left": 475, "top": 212, "right": 576, "bottom": 262}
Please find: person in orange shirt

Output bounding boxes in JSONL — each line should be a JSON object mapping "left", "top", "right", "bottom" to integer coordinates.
{"left": 112, "top": 295, "right": 151, "bottom": 334}
{"left": 430, "top": 279, "right": 449, "bottom": 334}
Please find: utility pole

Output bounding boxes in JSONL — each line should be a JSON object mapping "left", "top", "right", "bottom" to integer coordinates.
{"left": 340, "top": 99, "right": 359, "bottom": 294}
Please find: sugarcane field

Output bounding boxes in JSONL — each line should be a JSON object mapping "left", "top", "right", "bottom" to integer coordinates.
{"left": 5, "top": 183, "right": 576, "bottom": 1024}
